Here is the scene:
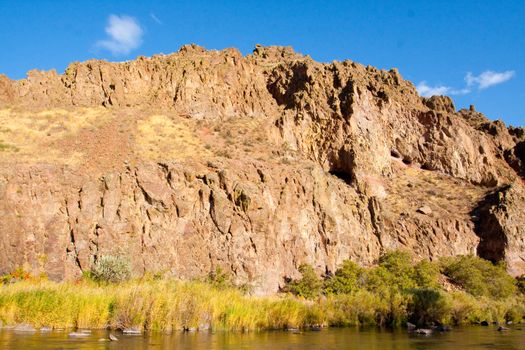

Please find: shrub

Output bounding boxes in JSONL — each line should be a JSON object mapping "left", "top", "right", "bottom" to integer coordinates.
{"left": 324, "top": 290, "right": 384, "bottom": 326}
{"left": 505, "top": 299, "right": 525, "bottom": 324}
{"left": 284, "top": 264, "right": 323, "bottom": 299}
{"left": 409, "top": 288, "right": 451, "bottom": 326}
{"left": 448, "top": 291, "right": 479, "bottom": 324}
{"left": 362, "top": 266, "right": 394, "bottom": 295}
{"left": 324, "top": 260, "right": 363, "bottom": 295}
{"left": 413, "top": 260, "right": 440, "bottom": 289}
{"left": 362, "top": 250, "right": 418, "bottom": 294}
{"left": 91, "top": 255, "right": 132, "bottom": 283}
{"left": 442, "top": 255, "right": 517, "bottom": 298}
{"left": 377, "top": 250, "right": 417, "bottom": 290}
{"left": 1, "top": 267, "right": 31, "bottom": 284}
{"left": 517, "top": 275, "right": 525, "bottom": 294}
{"left": 207, "top": 266, "right": 232, "bottom": 290}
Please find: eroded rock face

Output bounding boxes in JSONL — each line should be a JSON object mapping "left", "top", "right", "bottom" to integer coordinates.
{"left": 0, "top": 162, "right": 381, "bottom": 293}
{"left": 0, "top": 45, "right": 523, "bottom": 292}
{"left": 472, "top": 182, "right": 525, "bottom": 276}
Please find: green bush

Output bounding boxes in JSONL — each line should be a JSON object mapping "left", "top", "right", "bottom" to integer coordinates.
{"left": 442, "top": 255, "right": 517, "bottom": 298}
{"left": 362, "top": 266, "right": 396, "bottom": 295}
{"left": 325, "top": 252, "right": 438, "bottom": 296}
{"left": 284, "top": 264, "right": 323, "bottom": 299}
{"left": 324, "top": 290, "right": 385, "bottom": 326}
{"left": 280, "top": 252, "right": 525, "bottom": 327}
{"left": 324, "top": 260, "right": 363, "bottom": 295}
{"left": 505, "top": 300, "right": 525, "bottom": 323}
{"left": 91, "top": 255, "right": 132, "bottom": 283}
{"left": 361, "top": 251, "right": 422, "bottom": 293}
{"left": 409, "top": 288, "right": 451, "bottom": 326}
{"left": 517, "top": 276, "right": 525, "bottom": 294}
{"left": 413, "top": 260, "right": 440, "bottom": 289}
{"left": 377, "top": 250, "right": 417, "bottom": 290}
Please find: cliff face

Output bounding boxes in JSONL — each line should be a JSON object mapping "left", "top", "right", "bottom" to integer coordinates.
{"left": 0, "top": 45, "right": 523, "bottom": 293}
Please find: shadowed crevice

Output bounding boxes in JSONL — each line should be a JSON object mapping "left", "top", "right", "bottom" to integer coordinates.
{"left": 470, "top": 187, "right": 509, "bottom": 263}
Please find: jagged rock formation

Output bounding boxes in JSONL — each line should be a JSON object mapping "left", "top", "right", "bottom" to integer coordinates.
{"left": 0, "top": 45, "right": 523, "bottom": 293}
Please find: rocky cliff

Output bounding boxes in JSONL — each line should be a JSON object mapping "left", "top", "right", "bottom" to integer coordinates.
{"left": 0, "top": 45, "right": 523, "bottom": 293}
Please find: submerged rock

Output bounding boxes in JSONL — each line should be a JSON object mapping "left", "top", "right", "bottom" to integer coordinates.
{"left": 287, "top": 327, "right": 301, "bottom": 334}
{"left": 68, "top": 332, "right": 90, "bottom": 338}
{"left": 435, "top": 325, "right": 452, "bottom": 332}
{"left": 13, "top": 324, "right": 36, "bottom": 333}
{"left": 123, "top": 328, "right": 141, "bottom": 335}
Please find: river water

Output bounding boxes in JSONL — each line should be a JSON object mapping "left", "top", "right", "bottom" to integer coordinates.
{"left": 1, "top": 326, "right": 524, "bottom": 350}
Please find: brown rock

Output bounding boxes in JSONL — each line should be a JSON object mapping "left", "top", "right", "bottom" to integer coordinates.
{"left": 417, "top": 206, "right": 433, "bottom": 215}
{"left": 472, "top": 181, "right": 525, "bottom": 276}
{"left": 0, "top": 45, "right": 523, "bottom": 292}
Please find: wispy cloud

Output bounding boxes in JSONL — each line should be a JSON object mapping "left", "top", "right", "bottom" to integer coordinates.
{"left": 416, "top": 82, "right": 451, "bottom": 97}
{"left": 150, "top": 13, "right": 162, "bottom": 25}
{"left": 465, "top": 70, "right": 515, "bottom": 90}
{"left": 416, "top": 81, "right": 470, "bottom": 97}
{"left": 96, "top": 15, "right": 143, "bottom": 55}
{"left": 417, "top": 70, "right": 515, "bottom": 97}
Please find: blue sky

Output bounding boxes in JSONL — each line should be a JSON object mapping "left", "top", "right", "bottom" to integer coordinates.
{"left": 0, "top": 1, "right": 523, "bottom": 126}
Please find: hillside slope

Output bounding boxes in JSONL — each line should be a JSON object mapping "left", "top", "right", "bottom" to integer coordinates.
{"left": 0, "top": 45, "right": 523, "bottom": 293}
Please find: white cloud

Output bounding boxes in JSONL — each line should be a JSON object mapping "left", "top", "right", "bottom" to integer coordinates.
{"left": 417, "top": 70, "right": 515, "bottom": 97}
{"left": 96, "top": 15, "right": 143, "bottom": 55}
{"left": 416, "top": 81, "right": 451, "bottom": 97}
{"left": 465, "top": 70, "right": 515, "bottom": 90}
{"left": 416, "top": 82, "right": 471, "bottom": 97}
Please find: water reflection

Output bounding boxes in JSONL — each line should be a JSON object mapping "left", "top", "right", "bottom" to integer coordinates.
{"left": 0, "top": 326, "right": 523, "bottom": 350}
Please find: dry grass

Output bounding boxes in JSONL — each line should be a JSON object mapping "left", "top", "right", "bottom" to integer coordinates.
{"left": 383, "top": 162, "right": 487, "bottom": 218}
{"left": 0, "top": 280, "right": 314, "bottom": 332}
{"left": 136, "top": 114, "right": 213, "bottom": 161}
{"left": 0, "top": 107, "right": 112, "bottom": 165}
{"left": 0, "top": 106, "right": 276, "bottom": 173}
{"left": 0, "top": 277, "right": 522, "bottom": 332}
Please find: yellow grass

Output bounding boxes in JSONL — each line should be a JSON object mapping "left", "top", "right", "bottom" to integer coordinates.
{"left": 0, "top": 107, "right": 112, "bottom": 164}
{"left": 0, "top": 278, "right": 522, "bottom": 332}
{"left": 136, "top": 114, "right": 212, "bottom": 161}
{"left": 0, "top": 280, "right": 314, "bottom": 332}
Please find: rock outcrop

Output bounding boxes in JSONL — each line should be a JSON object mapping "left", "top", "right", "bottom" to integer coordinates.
{"left": 0, "top": 45, "right": 523, "bottom": 293}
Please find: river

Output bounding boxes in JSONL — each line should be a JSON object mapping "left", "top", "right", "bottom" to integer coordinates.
{"left": 1, "top": 326, "right": 523, "bottom": 349}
